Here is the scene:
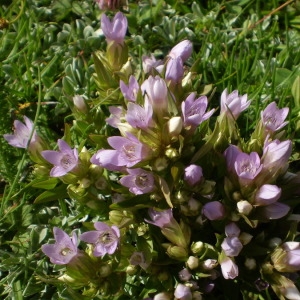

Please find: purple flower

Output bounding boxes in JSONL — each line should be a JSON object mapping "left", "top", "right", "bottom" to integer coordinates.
{"left": 261, "top": 102, "right": 289, "bottom": 132}
{"left": 178, "top": 268, "right": 192, "bottom": 281}
{"left": 278, "top": 242, "right": 300, "bottom": 272}
{"left": 220, "top": 257, "right": 239, "bottom": 279}
{"left": 261, "top": 139, "right": 292, "bottom": 173}
{"left": 145, "top": 208, "right": 174, "bottom": 228}
{"left": 165, "top": 57, "right": 184, "bottom": 84}
{"left": 257, "top": 202, "right": 290, "bottom": 220}
{"left": 90, "top": 133, "right": 152, "bottom": 171}
{"left": 202, "top": 201, "right": 225, "bottom": 220}
{"left": 220, "top": 88, "right": 250, "bottom": 119}
{"left": 234, "top": 152, "right": 262, "bottom": 182}
{"left": 225, "top": 222, "right": 240, "bottom": 237}
{"left": 101, "top": 12, "right": 127, "bottom": 44}
{"left": 221, "top": 237, "right": 243, "bottom": 257}
{"left": 126, "top": 101, "right": 153, "bottom": 129}
{"left": 174, "top": 284, "right": 192, "bottom": 300}
{"left": 181, "top": 93, "right": 215, "bottom": 129}
{"left": 4, "top": 116, "right": 39, "bottom": 149}
{"left": 184, "top": 164, "right": 203, "bottom": 186}
{"left": 120, "top": 75, "right": 139, "bottom": 102}
{"left": 169, "top": 40, "right": 193, "bottom": 62}
{"left": 106, "top": 106, "right": 125, "bottom": 128}
{"left": 42, "top": 139, "right": 79, "bottom": 177}
{"left": 41, "top": 227, "right": 78, "bottom": 265}
{"left": 142, "top": 55, "right": 163, "bottom": 74}
{"left": 224, "top": 145, "right": 242, "bottom": 174}
{"left": 80, "top": 222, "right": 120, "bottom": 257}
{"left": 141, "top": 75, "right": 168, "bottom": 113}
{"left": 254, "top": 184, "right": 282, "bottom": 206}
{"left": 129, "top": 251, "right": 149, "bottom": 269}
{"left": 120, "top": 168, "right": 155, "bottom": 195}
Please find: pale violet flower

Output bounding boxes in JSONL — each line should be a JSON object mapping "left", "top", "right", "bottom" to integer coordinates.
{"left": 256, "top": 202, "right": 290, "bottom": 220}
{"left": 220, "top": 88, "right": 250, "bottom": 119}
{"left": 181, "top": 93, "right": 215, "bottom": 129}
{"left": 202, "top": 201, "right": 226, "bottom": 220}
{"left": 165, "top": 57, "right": 184, "bottom": 84}
{"left": 120, "top": 75, "right": 139, "bottom": 102}
{"left": 101, "top": 12, "right": 127, "bottom": 43}
{"left": 273, "top": 242, "right": 300, "bottom": 272}
{"left": 90, "top": 133, "right": 152, "bottom": 171}
{"left": 178, "top": 268, "right": 192, "bottom": 281}
{"left": 80, "top": 222, "right": 120, "bottom": 257}
{"left": 234, "top": 152, "right": 262, "bottom": 183}
{"left": 120, "top": 168, "right": 155, "bottom": 195}
{"left": 126, "top": 101, "right": 153, "bottom": 129}
{"left": 42, "top": 139, "right": 79, "bottom": 177}
{"left": 145, "top": 208, "right": 174, "bottom": 228}
{"left": 261, "top": 101, "right": 289, "bottom": 132}
{"left": 169, "top": 40, "right": 193, "bottom": 62}
{"left": 141, "top": 75, "right": 168, "bottom": 113}
{"left": 254, "top": 184, "right": 282, "bottom": 206}
{"left": 174, "top": 283, "right": 192, "bottom": 300}
{"left": 41, "top": 227, "right": 78, "bottom": 265}
{"left": 142, "top": 54, "right": 163, "bottom": 74}
{"left": 221, "top": 237, "right": 243, "bottom": 257}
{"left": 220, "top": 257, "right": 239, "bottom": 279}
{"left": 4, "top": 116, "right": 39, "bottom": 149}
{"left": 184, "top": 164, "right": 203, "bottom": 186}
{"left": 224, "top": 144, "right": 242, "bottom": 175}
{"left": 106, "top": 106, "right": 125, "bottom": 128}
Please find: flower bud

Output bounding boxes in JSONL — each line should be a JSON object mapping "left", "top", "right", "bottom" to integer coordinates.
{"left": 184, "top": 164, "right": 203, "bottom": 186}
{"left": 237, "top": 200, "right": 253, "bottom": 215}
{"left": 174, "top": 283, "right": 192, "bottom": 300}
{"left": 167, "top": 116, "right": 183, "bottom": 138}
{"left": 244, "top": 258, "right": 256, "bottom": 270}
{"left": 186, "top": 256, "right": 199, "bottom": 269}
{"left": 154, "top": 292, "right": 172, "bottom": 300}
{"left": 167, "top": 245, "right": 188, "bottom": 261}
{"left": 202, "top": 201, "right": 226, "bottom": 220}
{"left": 191, "top": 241, "right": 204, "bottom": 255}
{"left": 73, "top": 95, "right": 88, "bottom": 113}
{"left": 178, "top": 268, "right": 192, "bottom": 281}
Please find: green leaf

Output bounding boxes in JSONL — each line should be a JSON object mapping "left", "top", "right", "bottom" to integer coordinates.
{"left": 292, "top": 76, "right": 300, "bottom": 109}
{"left": 34, "top": 184, "right": 68, "bottom": 204}
{"left": 30, "top": 177, "right": 59, "bottom": 190}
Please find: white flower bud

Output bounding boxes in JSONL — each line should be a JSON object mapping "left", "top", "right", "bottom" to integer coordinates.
{"left": 237, "top": 200, "right": 253, "bottom": 215}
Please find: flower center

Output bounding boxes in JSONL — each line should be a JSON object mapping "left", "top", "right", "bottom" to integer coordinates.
{"left": 98, "top": 231, "right": 115, "bottom": 245}
{"left": 61, "top": 154, "right": 75, "bottom": 169}
{"left": 60, "top": 247, "right": 73, "bottom": 256}
{"left": 265, "top": 115, "right": 277, "bottom": 127}
{"left": 122, "top": 144, "right": 137, "bottom": 161}
{"left": 135, "top": 174, "right": 149, "bottom": 188}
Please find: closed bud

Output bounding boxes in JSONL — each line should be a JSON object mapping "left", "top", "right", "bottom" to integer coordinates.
{"left": 237, "top": 200, "right": 253, "bottom": 215}
{"left": 109, "top": 210, "right": 134, "bottom": 227}
{"left": 186, "top": 256, "right": 199, "bottom": 269}
{"left": 191, "top": 241, "right": 204, "bottom": 255}
{"left": 126, "top": 265, "right": 138, "bottom": 275}
{"left": 154, "top": 292, "right": 172, "bottom": 300}
{"left": 165, "top": 148, "right": 180, "bottom": 159}
{"left": 167, "top": 245, "right": 188, "bottom": 261}
{"left": 167, "top": 116, "right": 183, "bottom": 138}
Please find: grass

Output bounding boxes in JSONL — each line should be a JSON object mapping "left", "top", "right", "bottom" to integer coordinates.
{"left": 0, "top": 0, "right": 300, "bottom": 299}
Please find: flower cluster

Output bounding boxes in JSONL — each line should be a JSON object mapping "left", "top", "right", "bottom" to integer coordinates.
{"left": 4, "top": 9, "right": 300, "bottom": 300}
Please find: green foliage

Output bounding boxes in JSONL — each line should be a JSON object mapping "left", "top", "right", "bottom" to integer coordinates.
{"left": 0, "top": 0, "right": 300, "bottom": 298}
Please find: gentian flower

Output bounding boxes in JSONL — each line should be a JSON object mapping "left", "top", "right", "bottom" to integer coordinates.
{"left": 90, "top": 133, "right": 152, "bottom": 171}
{"left": 129, "top": 251, "right": 149, "bottom": 269}
{"left": 202, "top": 201, "right": 226, "bottom": 220}
{"left": 234, "top": 152, "right": 262, "bottom": 183}
{"left": 256, "top": 202, "right": 290, "bottom": 220}
{"left": 165, "top": 57, "right": 184, "bottom": 84}
{"left": 181, "top": 93, "right": 215, "bottom": 129}
{"left": 174, "top": 283, "right": 192, "bottom": 300}
{"left": 120, "top": 168, "right": 155, "bottom": 195}
{"left": 145, "top": 208, "right": 174, "bottom": 228}
{"left": 126, "top": 101, "right": 154, "bottom": 129}
{"left": 101, "top": 12, "right": 127, "bottom": 44}
{"left": 261, "top": 102, "right": 289, "bottom": 132}
{"left": 221, "top": 223, "right": 243, "bottom": 257}
{"left": 261, "top": 139, "right": 292, "bottom": 174}
{"left": 254, "top": 184, "right": 282, "bottom": 206}
{"left": 141, "top": 75, "right": 168, "bottom": 114}
{"left": 80, "top": 222, "right": 120, "bottom": 257}
{"left": 220, "top": 257, "right": 239, "bottom": 279}
{"left": 73, "top": 95, "right": 87, "bottom": 113}
{"left": 224, "top": 144, "right": 242, "bottom": 175}
{"left": 178, "top": 268, "right": 192, "bottom": 281}
{"left": 184, "top": 164, "right": 203, "bottom": 186}
{"left": 4, "top": 116, "right": 39, "bottom": 149}
{"left": 106, "top": 106, "right": 125, "bottom": 128}
{"left": 41, "top": 227, "right": 78, "bottom": 265}
{"left": 142, "top": 54, "right": 163, "bottom": 74}
{"left": 120, "top": 75, "right": 139, "bottom": 102}
{"left": 169, "top": 40, "right": 193, "bottom": 62}
{"left": 42, "top": 139, "right": 78, "bottom": 177}
{"left": 272, "top": 242, "right": 300, "bottom": 273}
{"left": 220, "top": 88, "right": 250, "bottom": 119}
